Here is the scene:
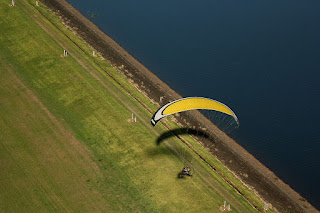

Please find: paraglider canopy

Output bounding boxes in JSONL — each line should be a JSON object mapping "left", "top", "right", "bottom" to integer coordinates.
{"left": 151, "top": 97, "right": 239, "bottom": 126}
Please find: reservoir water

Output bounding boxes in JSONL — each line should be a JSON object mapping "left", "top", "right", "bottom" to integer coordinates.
{"left": 66, "top": 0, "right": 320, "bottom": 208}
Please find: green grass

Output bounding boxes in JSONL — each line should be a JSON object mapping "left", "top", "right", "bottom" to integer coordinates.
{"left": 0, "top": 0, "right": 276, "bottom": 212}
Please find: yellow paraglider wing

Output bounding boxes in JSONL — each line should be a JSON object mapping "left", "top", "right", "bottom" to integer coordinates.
{"left": 151, "top": 97, "right": 238, "bottom": 126}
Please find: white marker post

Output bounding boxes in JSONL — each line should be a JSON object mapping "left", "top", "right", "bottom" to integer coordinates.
{"left": 135, "top": 116, "right": 136, "bottom": 123}
{"left": 264, "top": 203, "right": 268, "bottom": 211}
{"left": 224, "top": 201, "right": 226, "bottom": 210}
{"left": 36, "top": 1, "right": 39, "bottom": 6}
{"left": 93, "top": 51, "right": 95, "bottom": 56}
{"left": 227, "top": 204, "right": 230, "bottom": 211}
{"left": 132, "top": 113, "right": 133, "bottom": 120}
{"left": 12, "top": 0, "right": 15, "bottom": 6}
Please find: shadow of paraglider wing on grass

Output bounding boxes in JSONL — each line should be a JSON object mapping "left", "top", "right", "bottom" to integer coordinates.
{"left": 156, "top": 128, "right": 210, "bottom": 146}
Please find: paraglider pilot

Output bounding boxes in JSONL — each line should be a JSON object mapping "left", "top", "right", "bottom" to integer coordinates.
{"left": 179, "top": 166, "right": 193, "bottom": 178}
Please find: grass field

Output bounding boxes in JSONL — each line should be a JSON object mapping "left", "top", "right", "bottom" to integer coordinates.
{"left": 0, "top": 0, "right": 275, "bottom": 212}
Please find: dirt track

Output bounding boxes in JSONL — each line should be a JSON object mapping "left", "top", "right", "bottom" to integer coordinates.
{"left": 39, "top": 0, "right": 318, "bottom": 212}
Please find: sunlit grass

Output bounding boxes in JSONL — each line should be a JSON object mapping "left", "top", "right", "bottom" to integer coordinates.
{"left": 0, "top": 0, "right": 275, "bottom": 212}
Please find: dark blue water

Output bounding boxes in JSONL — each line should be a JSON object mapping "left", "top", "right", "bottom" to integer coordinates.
{"left": 67, "top": 0, "right": 320, "bottom": 208}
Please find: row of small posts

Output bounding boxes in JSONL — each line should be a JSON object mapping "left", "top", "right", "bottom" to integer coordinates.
{"left": 9, "top": 1, "right": 100, "bottom": 60}
{"left": 222, "top": 201, "right": 268, "bottom": 211}
{"left": 63, "top": 49, "right": 95, "bottom": 57}
{"left": 10, "top": 0, "right": 39, "bottom": 7}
